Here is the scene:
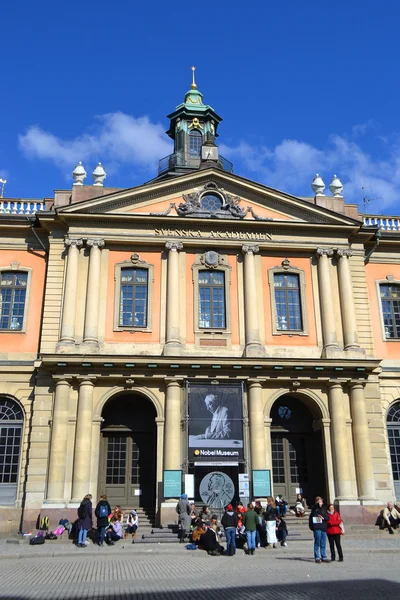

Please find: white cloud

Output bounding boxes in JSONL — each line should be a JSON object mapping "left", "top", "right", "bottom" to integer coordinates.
{"left": 19, "top": 112, "right": 172, "bottom": 177}
{"left": 222, "top": 127, "right": 400, "bottom": 213}
{"left": 18, "top": 113, "right": 400, "bottom": 213}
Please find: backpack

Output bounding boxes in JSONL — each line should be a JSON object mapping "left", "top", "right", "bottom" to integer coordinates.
{"left": 39, "top": 516, "right": 49, "bottom": 531}
{"left": 98, "top": 503, "right": 108, "bottom": 518}
{"left": 45, "top": 532, "right": 58, "bottom": 540}
{"left": 77, "top": 504, "right": 86, "bottom": 519}
{"left": 30, "top": 535, "right": 45, "bottom": 545}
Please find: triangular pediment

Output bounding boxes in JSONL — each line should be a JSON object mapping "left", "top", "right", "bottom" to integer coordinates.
{"left": 57, "top": 168, "right": 361, "bottom": 226}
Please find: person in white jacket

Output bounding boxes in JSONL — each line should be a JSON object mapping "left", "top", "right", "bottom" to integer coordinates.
{"left": 125, "top": 510, "right": 139, "bottom": 543}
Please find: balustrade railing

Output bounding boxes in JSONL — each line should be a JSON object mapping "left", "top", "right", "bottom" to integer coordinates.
{"left": 0, "top": 200, "right": 45, "bottom": 215}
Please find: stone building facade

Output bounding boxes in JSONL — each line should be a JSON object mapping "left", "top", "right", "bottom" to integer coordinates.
{"left": 0, "top": 76, "right": 399, "bottom": 531}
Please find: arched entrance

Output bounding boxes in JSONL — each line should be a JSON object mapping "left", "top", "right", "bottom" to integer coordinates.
{"left": 270, "top": 395, "right": 326, "bottom": 504}
{"left": 387, "top": 401, "right": 400, "bottom": 499}
{"left": 0, "top": 396, "right": 23, "bottom": 504}
{"left": 98, "top": 393, "right": 157, "bottom": 508}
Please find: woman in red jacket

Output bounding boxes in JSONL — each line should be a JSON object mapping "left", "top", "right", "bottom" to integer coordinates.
{"left": 326, "top": 503, "right": 343, "bottom": 562}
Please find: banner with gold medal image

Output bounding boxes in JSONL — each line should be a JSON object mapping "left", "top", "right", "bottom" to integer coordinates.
{"left": 187, "top": 382, "right": 244, "bottom": 462}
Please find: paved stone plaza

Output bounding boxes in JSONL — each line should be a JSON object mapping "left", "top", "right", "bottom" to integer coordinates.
{"left": 0, "top": 540, "right": 399, "bottom": 599}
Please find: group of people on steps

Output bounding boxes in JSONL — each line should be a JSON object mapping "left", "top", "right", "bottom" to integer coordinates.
{"left": 76, "top": 494, "right": 139, "bottom": 547}
{"left": 177, "top": 493, "right": 345, "bottom": 562}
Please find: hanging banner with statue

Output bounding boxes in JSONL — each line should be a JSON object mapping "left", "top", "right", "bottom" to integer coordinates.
{"left": 187, "top": 382, "right": 244, "bottom": 462}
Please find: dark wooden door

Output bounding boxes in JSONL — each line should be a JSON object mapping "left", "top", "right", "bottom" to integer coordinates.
{"left": 99, "top": 430, "right": 155, "bottom": 508}
{"left": 272, "top": 432, "right": 325, "bottom": 505}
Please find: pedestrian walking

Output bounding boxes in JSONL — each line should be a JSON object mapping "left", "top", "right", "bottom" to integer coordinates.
{"left": 95, "top": 494, "right": 111, "bottom": 547}
{"left": 263, "top": 496, "right": 278, "bottom": 548}
{"left": 77, "top": 494, "right": 92, "bottom": 547}
{"left": 309, "top": 496, "right": 330, "bottom": 563}
{"left": 221, "top": 503, "right": 238, "bottom": 556}
{"left": 176, "top": 493, "right": 191, "bottom": 543}
{"left": 242, "top": 502, "right": 258, "bottom": 555}
{"left": 326, "top": 504, "right": 343, "bottom": 561}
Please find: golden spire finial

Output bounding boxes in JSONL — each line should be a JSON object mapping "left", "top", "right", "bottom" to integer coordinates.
{"left": 191, "top": 65, "right": 197, "bottom": 89}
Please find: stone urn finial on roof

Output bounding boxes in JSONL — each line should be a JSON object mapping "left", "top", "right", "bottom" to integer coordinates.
{"left": 329, "top": 174, "right": 344, "bottom": 197}
{"left": 312, "top": 173, "right": 325, "bottom": 197}
{"left": 72, "top": 161, "right": 87, "bottom": 186}
{"left": 92, "top": 163, "right": 106, "bottom": 187}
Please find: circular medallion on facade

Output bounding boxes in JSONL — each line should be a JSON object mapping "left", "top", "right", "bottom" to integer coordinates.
{"left": 199, "top": 471, "right": 235, "bottom": 508}
{"left": 205, "top": 251, "right": 219, "bottom": 267}
{"left": 278, "top": 405, "right": 292, "bottom": 420}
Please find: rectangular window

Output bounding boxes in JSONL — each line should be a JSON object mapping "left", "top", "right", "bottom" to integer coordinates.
{"left": 0, "top": 271, "right": 28, "bottom": 331}
{"left": 119, "top": 268, "right": 148, "bottom": 328}
{"left": 273, "top": 273, "right": 302, "bottom": 331}
{"left": 272, "top": 436, "right": 285, "bottom": 484}
{"left": 106, "top": 436, "right": 126, "bottom": 485}
{"left": 0, "top": 426, "right": 22, "bottom": 484}
{"left": 380, "top": 284, "right": 400, "bottom": 339}
{"left": 198, "top": 270, "right": 226, "bottom": 329}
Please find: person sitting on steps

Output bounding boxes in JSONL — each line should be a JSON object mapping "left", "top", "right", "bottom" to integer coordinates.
{"left": 383, "top": 501, "right": 400, "bottom": 534}
{"left": 125, "top": 509, "right": 139, "bottom": 543}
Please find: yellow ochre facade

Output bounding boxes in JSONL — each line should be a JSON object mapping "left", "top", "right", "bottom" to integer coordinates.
{"left": 0, "top": 79, "right": 400, "bottom": 532}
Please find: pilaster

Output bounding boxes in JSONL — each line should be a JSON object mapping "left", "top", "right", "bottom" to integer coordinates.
{"left": 164, "top": 242, "right": 184, "bottom": 355}
{"left": 242, "top": 244, "right": 264, "bottom": 357}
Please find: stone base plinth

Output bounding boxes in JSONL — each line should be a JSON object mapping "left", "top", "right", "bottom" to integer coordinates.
{"left": 160, "top": 502, "right": 180, "bottom": 527}
{"left": 336, "top": 503, "right": 384, "bottom": 525}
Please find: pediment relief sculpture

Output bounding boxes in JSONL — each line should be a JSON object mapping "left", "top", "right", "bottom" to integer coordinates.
{"left": 151, "top": 182, "right": 272, "bottom": 221}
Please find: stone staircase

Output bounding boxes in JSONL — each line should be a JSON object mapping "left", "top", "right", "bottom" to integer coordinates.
{"left": 121, "top": 508, "right": 181, "bottom": 544}
{"left": 283, "top": 513, "right": 313, "bottom": 542}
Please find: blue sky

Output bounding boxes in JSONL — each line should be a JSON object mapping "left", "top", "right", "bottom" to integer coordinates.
{"left": 2, "top": 1, "right": 400, "bottom": 213}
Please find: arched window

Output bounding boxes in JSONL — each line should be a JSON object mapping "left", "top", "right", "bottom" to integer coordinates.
{"left": 387, "top": 401, "right": 400, "bottom": 498}
{"left": 189, "top": 130, "right": 202, "bottom": 158}
{"left": 0, "top": 396, "right": 23, "bottom": 504}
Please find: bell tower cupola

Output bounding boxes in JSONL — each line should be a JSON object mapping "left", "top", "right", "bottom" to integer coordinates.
{"left": 157, "top": 67, "right": 233, "bottom": 177}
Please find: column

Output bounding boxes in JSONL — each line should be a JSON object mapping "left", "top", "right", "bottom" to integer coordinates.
{"left": 89, "top": 416, "right": 102, "bottom": 500}
{"left": 71, "top": 378, "right": 95, "bottom": 502}
{"left": 349, "top": 382, "right": 376, "bottom": 499}
{"left": 83, "top": 239, "right": 105, "bottom": 344}
{"left": 248, "top": 380, "right": 267, "bottom": 470}
{"left": 164, "top": 242, "right": 183, "bottom": 355}
{"left": 242, "top": 244, "right": 263, "bottom": 356}
{"left": 316, "top": 248, "right": 339, "bottom": 352}
{"left": 328, "top": 382, "right": 354, "bottom": 499}
{"left": 60, "top": 238, "right": 83, "bottom": 344}
{"left": 155, "top": 416, "right": 165, "bottom": 510}
{"left": 164, "top": 378, "right": 182, "bottom": 471}
{"left": 336, "top": 249, "right": 360, "bottom": 350}
{"left": 46, "top": 378, "right": 71, "bottom": 503}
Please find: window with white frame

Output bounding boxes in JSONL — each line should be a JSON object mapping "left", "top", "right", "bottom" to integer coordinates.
{"left": 0, "top": 271, "right": 28, "bottom": 331}
{"left": 380, "top": 284, "right": 400, "bottom": 339}
{"left": 198, "top": 270, "right": 226, "bottom": 329}
{"left": 268, "top": 263, "right": 308, "bottom": 336}
{"left": 273, "top": 273, "right": 302, "bottom": 331}
{"left": 119, "top": 267, "right": 148, "bottom": 328}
